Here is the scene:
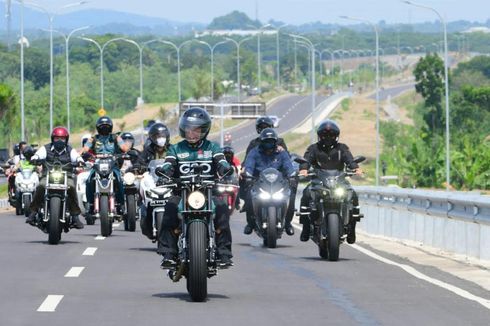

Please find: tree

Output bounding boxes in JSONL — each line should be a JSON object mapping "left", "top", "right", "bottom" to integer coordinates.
{"left": 413, "top": 53, "right": 445, "bottom": 134}
{"left": 0, "top": 83, "right": 18, "bottom": 144}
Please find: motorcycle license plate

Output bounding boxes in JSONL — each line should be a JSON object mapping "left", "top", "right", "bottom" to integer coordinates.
{"left": 150, "top": 200, "right": 166, "bottom": 206}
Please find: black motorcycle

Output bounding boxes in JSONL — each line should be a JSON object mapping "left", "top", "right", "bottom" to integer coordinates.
{"left": 89, "top": 155, "right": 119, "bottom": 237}
{"left": 33, "top": 160, "right": 76, "bottom": 245}
{"left": 296, "top": 156, "right": 365, "bottom": 261}
{"left": 163, "top": 165, "right": 231, "bottom": 302}
{"left": 248, "top": 168, "right": 292, "bottom": 248}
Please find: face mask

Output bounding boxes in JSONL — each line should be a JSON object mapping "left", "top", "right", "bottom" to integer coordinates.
{"left": 53, "top": 140, "right": 66, "bottom": 151}
{"left": 156, "top": 137, "right": 167, "bottom": 147}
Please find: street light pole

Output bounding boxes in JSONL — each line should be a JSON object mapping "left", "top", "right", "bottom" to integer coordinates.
{"left": 197, "top": 40, "right": 230, "bottom": 101}
{"left": 23, "top": 1, "right": 87, "bottom": 131}
{"left": 47, "top": 26, "right": 89, "bottom": 132}
{"left": 403, "top": 0, "right": 451, "bottom": 191}
{"left": 79, "top": 37, "right": 103, "bottom": 108}
{"left": 340, "top": 16, "right": 380, "bottom": 186}
{"left": 160, "top": 40, "right": 193, "bottom": 102}
{"left": 288, "top": 34, "right": 316, "bottom": 144}
{"left": 225, "top": 37, "right": 252, "bottom": 102}
{"left": 275, "top": 24, "right": 288, "bottom": 89}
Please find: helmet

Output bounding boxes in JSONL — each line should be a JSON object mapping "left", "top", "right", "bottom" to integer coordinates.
{"left": 178, "top": 107, "right": 212, "bottom": 145}
{"left": 120, "top": 132, "right": 135, "bottom": 149}
{"left": 148, "top": 123, "right": 170, "bottom": 149}
{"left": 81, "top": 133, "right": 91, "bottom": 148}
{"left": 255, "top": 116, "right": 274, "bottom": 134}
{"left": 22, "top": 146, "right": 35, "bottom": 160}
{"left": 259, "top": 128, "right": 278, "bottom": 152}
{"left": 316, "top": 119, "right": 340, "bottom": 147}
{"left": 51, "top": 126, "right": 69, "bottom": 143}
{"left": 96, "top": 116, "right": 113, "bottom": 136}
{"left": 222, "top": 146, "right": 235, "bottom": 164}
{"left": 13, "top": 144, "right": 20, "bottom": 156}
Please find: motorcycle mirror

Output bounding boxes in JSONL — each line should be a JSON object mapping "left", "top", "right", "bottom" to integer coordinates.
{"left": 353, "top": 156, "right": 366, "bottom": 164}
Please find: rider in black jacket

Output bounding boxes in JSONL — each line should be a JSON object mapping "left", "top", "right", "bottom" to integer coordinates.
{"left": 139, "top": 122, "right": 170, "bottom": 167}
{"left": 298, "top": 120, "right": 363, "bottom": 244}
{"left": 244, "top": 116, "right": 288, "bottom": 159}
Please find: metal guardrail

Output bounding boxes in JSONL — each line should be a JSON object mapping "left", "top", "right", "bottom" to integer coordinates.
{"left": 355, "top": 186, "right": 490, "bottom": 226}
{"left": 179, "top": 102, "right": 266, "bottom": 118}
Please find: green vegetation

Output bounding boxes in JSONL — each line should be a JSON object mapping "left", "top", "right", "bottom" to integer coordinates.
{"left": 381, "top": 55, "right": 490, "bottom": 190}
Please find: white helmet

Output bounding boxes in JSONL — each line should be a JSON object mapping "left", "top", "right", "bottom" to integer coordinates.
{"left": 81, "top": 133, "right": 92, "bottom": 148}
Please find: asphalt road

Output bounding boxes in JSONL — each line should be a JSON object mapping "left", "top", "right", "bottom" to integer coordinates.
{"left": 209, "top": 94, "right": 327, "bottom": 154}
{"left": 368, "top": 83, "right": 415, "bottom": 101}
{"left": 1, "top": 209, "right": 489, "bottom": 325}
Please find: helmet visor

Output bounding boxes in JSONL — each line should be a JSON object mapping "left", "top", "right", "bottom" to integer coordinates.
{"left": 179, "top": 116, "right": 210, "bottom": 143}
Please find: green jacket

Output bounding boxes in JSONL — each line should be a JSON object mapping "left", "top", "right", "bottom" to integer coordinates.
{"left": 164, "top": 139, "right": 229, "bottom": 178}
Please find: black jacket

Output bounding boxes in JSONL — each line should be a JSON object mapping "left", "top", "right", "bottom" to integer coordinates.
{"left": 245, "top": 137, "right": 289, "bottom": 159}
{"left": 138, "top": 143, "right": 167, "bottom": 168}
{"left": 300, "top": 142, "right": 359, "bottom": 171}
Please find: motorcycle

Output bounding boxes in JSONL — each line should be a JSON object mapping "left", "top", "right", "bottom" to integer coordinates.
{"left": 296, "top": 156, "right": 365, "bottom": 261}
{"left": 76, "top": 164, "right": 91, "bottom": 224}
{"left": 215, "top": 172, "right": 239, "bottom": 214}
{"left": 90, "top": 155, "right": 120, "bottom": 237}
{"left": 14, "top": 164, "right": 39, "bottom": 217}
{"left": 32, "top": 160, "right": 77, "bottom": 245}
{"left": 164, "top": 165, "right": 231, "bottom": 302}
{"left": 119, "top": 154, "right": 141, "bottom": 232}
{"left": 139, "top": 159, "right": 173, "bottom": 241}
{"left": 247, "top": 168, "right": 292, "bottom": 248}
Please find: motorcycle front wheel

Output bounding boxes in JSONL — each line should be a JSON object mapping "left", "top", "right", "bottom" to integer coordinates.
{"left": 48, "top": 197, "right": 62, "bottom": 245}
{"left": 99, "top": 196, "right": 112, "bottom": 237}
{"left": 327, "top": 213, "right": 341, "bottom": 261}
{"left": 187, "top": 221, "right": 208, "bottom": 302}
{"left": 264, "top": 206, "right": 277, "bottom": 249}
{"left": 124, "top": 194, "right": 136, "bottom": 232}
{"left": 23, "top": 196, "right": 31, "bottom": 218}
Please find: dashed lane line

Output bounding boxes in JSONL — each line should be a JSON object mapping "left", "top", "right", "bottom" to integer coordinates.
{"left": 37, "top": 295, "right": 64, "bottom": 312}
{"left": 95, "top": 235, "right": 106, "bottom": 240}
{"left": 64, "top": 267, "right": 85, "bottom": 278}
{"left": 82, "top": 247, "right": 97, "bottom": 256}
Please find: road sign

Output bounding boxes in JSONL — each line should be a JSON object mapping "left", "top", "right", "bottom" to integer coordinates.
{"left": 98, "top": 108, "right": 106, "bottom": 116}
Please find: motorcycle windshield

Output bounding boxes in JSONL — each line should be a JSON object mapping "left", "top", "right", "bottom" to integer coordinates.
{"left": 315, "top": 169, "right": 343, "bottom": 188}
{"left": 148, "top": 159, "right": 166, "bottom": 181}
{"left": 95, "top": 157, "right": 115, "bottom": 177}
{"left": 21, "top": 169, "right": 33, "bottom": 179}
{"left": 258, "top": 168, "right": 286, "bottom": 192}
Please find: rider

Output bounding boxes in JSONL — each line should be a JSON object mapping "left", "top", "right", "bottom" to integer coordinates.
{"left": 222, "top": 146, "right": 241, "bottom": 210}
{"left": 7, "top": 141, "right": 27, "bottom": 202}
{"left": 244, "top": 116, "right": 288, "bottom": 158}
{"left": 118, "top": 132, "right": 141, "bottom": 173}
{"left": 243, "top": 128, "right": 296, "bottom": 236}
{"left": 139, "top": 122, "right": 171, "bottom": 165}
{"left": 159, "top": 107, "right": 233, "bottom": 267}
{"left": 80, "top": 133, "right": 95, "bottom": 162}
{"left": 298, "top": 119, "right": 363, "bottom": 244}
{"left": 25, "top": 127, "right": 85, "bottom": 229}
{"left": 80, "top": 116, "right": 130, "bottom": 215}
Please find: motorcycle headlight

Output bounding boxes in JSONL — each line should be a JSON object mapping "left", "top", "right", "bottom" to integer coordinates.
{"left": 51, "top": 171, "right": 64, "bottom": 182}
{"left": 217, "top": 186, "right": 226, "bottom": 192}
{"left": 188, "top": 191, "right": 206, "bottom": 210}
{"left": 259, "top": 188, "right": 271, "bottom": 200}
{"left": 151, "top": 187, "right": 170, "bottom": 196}
{"left": 334, "top": 187, "right": 346, "bottom": 198}
{"left": 272, "top": 188, "right": 284, "bottom": 200}
{"left": 99, "top": 163, "right": 110, "bottom": 172}
{"left": 145, "top": 190, "right": 159, "bottom": 199}
{"left": 123, "top": 172, "right": 136, "bottom": 185}
{"left": 226, "top": 186, "right": 235, "bottom": 192}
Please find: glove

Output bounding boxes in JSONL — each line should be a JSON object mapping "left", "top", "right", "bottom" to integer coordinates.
{"left": 218, "top": 162, "right": 232, "bottom": 177}
{"left": 160, "top": 164, "right": 174, "bottom": 177}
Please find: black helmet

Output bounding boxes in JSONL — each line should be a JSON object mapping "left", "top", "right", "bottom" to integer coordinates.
{"left": 120, "top": 132, "right": 135, "bottom": 149}
{"left": 22, "top": 146, "right": 35, "bottom": 160}
{"left": 317, "top": 119, "right": 340, "bottom": 147}
{"left": 222, "top": 146, "right": 235, "bottom": 163}
{"left": 259, "top": 128, "right": 278, "bottom": 152}
{"left": 96, "top": 116, "right": 113, "bottom": 136}
{"left": 255, "top": 116, "right": 274, "bottom": 134}
{"left": 179, "top": 107, "right": 212, "bottom": 145}
{"left": 148, "top": 123, "right": 170, "bottom": 149}
{"left": 13, "top": 144, "right": 20, "bottom": 156}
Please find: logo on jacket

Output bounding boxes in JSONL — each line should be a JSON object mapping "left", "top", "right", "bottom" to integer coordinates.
{"left": 179, "top": 162, "right": 212, "bottom": 175}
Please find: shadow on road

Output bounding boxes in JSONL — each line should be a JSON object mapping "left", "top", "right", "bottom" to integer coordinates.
{"left": 129, "top": 247, "right": 158, "bottom": 253}
{"left": 152, "top": 292, "right": 229, "bottom": 302}
{"left": 24, "top": 240, "right": 81, "bottom": 245}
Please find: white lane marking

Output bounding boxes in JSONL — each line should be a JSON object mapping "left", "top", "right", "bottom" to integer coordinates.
{"left": 82, "top": 247, "right": 97, "bottom": 256}
{"left": 291, "top": 222, "right": 490, "bottom": 310}
{"left": 95, "top": 235, "right": 106, "bottom": 240}
{"left": 64, "top": 267, "right": 85, "bottom": 278}
{"left": 37, "top": 295, "right": 64, "bottom": 312}
{"left": 351, "top": 244, "right": 490, "bottom": 310}
{"left": 113, "top": 223, "right": 121, "bottom": 228}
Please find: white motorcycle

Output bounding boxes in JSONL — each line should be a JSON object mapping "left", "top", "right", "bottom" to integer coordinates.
{"left": 139, "top": 159, "right": 174, "bottom": 242}
{"left": 76, "top": 165, "right": 91, "bottom": 224}
{"left": 15, "top": 165, "right": 39, "bottom": 217}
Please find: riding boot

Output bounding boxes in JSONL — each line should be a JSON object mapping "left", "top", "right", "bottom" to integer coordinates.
{"left": 299, "top": 206, "right": 311, "bottom": 242}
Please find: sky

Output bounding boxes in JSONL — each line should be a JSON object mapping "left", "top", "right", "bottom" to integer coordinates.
{"left": 16, "top": 0, "right": 490, "bottom": 25}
